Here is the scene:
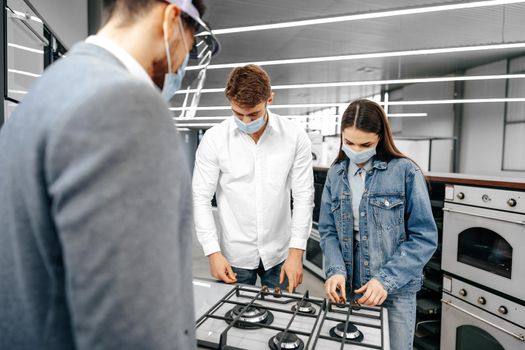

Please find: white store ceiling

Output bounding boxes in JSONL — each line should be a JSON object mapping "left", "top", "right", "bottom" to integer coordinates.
{"left": 172, "top": 0, "right": 525, "bottom": 126}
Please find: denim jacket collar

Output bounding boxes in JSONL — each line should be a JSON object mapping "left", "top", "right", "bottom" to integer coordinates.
{"left": 336, "top": 158, "right": 388, "bottom": 175}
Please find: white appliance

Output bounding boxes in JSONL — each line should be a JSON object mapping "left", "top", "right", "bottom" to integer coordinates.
{"left": 441, "top": 184, "right": 525, "bottom": 350}
{"left": 442, "top": 185, "right": 525, "bottom": 301}
{"left": 441, "top": 275, "right": 525, "bottom": 349}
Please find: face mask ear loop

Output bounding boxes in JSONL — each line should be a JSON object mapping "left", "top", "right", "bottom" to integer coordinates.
{"left": 177, "top": 17, "right": 189, "bottom": 53}
{"left": 163, "top": 20, "right": 173, "bottom": 74}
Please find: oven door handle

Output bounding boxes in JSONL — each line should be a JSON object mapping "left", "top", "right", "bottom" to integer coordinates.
{"left": 442, "top": 207, "right": 525, "bottom": 225}
{"left": 441, "top": 299, "right": 525, "bottom": 342}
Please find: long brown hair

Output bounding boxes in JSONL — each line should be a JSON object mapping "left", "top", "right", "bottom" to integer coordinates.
{"left": 334, "top": 99, "right": 406, "bottom": 164}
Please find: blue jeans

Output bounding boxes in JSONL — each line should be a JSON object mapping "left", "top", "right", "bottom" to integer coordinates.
{"left": 351, "top": 241, "right": 416, "bottom": 350}
{"left": 231, "top": 260, "right": 288, "bottom": 289}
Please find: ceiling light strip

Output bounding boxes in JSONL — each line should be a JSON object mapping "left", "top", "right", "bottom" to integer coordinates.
{"left": 387, "top": 98, "right": 525, "bottom": 105}
{"left": 170, "top": 98, "right": 525, "bottom": 111}
{"left": 8, "top": 43, "right": 44, "bottom": 54}
{"left": 174, "top": 112, "right": 428, "bottom": 122}
{"left": 212, "top": 0, "right": 525, "bottom": 35}
{"left": 175, "top": 73, "right": 525, "bottom": 94}
{"left": 388, "top": 113, "right": 428, "bottom": 117}
{"left": 185, "top": 42, "right": 525, "bottom": 71}
{"left": 7, "top": 90, "right": 28, "bottom": 95}
{"left": 7, "top": 69, "right": 41, "bottom": 78}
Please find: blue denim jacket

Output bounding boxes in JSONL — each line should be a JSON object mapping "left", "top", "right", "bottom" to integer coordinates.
{"left": 319, "top": 157, "right": 437, "bottom": 294}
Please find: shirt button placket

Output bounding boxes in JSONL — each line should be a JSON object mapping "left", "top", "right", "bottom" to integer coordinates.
{"left": 255, "top": 146, "right": 263, "bottom": 260}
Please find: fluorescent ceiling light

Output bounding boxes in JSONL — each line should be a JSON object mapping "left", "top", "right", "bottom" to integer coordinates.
{"left": 7, "top": 69, "right": 41, "bottom": 78}
{"left": 8, "top": 43, "right": 44, "bottom": 54}
{"left": 388, "top": 98, "right": 525, "bottom": 105}
{"left": 170, "top": 103, "right": 345, "bottom": 111}
{"left": 388, "top": 113, "right": 428, "bottom": 117}
{"left": 175, "top": 73, "right": 525, "bottom": 94}
{"left": 212, "top": 0, "right": 525, "bottom": 35}
{"left": 186, "top": 42, "right": 525, "bottom": 71}
{"left": 170, "top": 98, "right": 525, "bottom": 112}
{"left": 174, "top": 112, "right": 428, "bottom": 122}
{"left": 7, "top": 90, "right": 28, "bottom": 95}
{"left": 175, "top": 116, "right": 229, "bottom": 121}
{"left": 173, "top": 123, "right": 218, "bottom": 127}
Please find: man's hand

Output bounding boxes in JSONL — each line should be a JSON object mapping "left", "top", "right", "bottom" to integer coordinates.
{"left": 208, "top": 252, "right": 237, "bottom": 283}
{"left": 324, "top": 274, "right": 347, "bottom": 303}
{"left": 355, "top": 278, "right": 388, "bottom": 306}
{"left": 279, "top": 248, "right": 304, "bottom": 293}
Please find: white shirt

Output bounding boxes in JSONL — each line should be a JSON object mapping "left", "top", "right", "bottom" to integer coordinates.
{"left": 85, "top": 35, "right": 154, "bottom": 87}
{"left": 192, "top": 112, "right": 314, "bottom": 270}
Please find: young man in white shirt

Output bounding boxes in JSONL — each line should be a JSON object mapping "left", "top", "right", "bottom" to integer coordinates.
{"left": 193, "top": 64, "right": 314, "bottom": 292}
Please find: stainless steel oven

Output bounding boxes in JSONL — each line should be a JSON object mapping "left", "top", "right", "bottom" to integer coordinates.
{"left": 442, "top": 185, "right": 525, "bottom": 301}
{"left": 303, "top": 224, "right": 325, "bottom": 279}
{"left": 441, "top": 275, "right": 525, "bottom": 350}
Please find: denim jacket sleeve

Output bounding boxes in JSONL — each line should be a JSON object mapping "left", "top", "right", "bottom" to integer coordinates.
{"left": 374, "top": 166, "right": 438, "bottom": 293}
{"left": 318, "top": 171, "right": 347, "bottom": 279}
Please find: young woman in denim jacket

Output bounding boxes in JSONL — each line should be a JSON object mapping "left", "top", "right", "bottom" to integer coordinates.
{"left": 319, "top": 99, "right": 437, "bottom": 350}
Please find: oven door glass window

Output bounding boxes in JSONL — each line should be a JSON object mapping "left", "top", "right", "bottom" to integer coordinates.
{"left": 306, "top": 238, "right": 323, "bottom": 270}
{"left": 456, "top": 325, "right": 504, "bottom": 350}
{"left": 457, "top": 227, "right": 512, "bottom": 279}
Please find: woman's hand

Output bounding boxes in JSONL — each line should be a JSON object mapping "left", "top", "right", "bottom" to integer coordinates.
{"left": 324, "top": 274, "right": 347, "bottom": 303}
{"left": 354, "top": 278, "right": 388, "bottom": 306}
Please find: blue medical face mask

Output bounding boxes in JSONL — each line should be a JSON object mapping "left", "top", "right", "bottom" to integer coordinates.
{"left": 342, "top": 144, "right": 377, "bottom": 164}
{"left": 162, "top": 53, "right": 189, "bottom": 102}
{"left": 162, "top": 18, "right": 189, "bottom": 102}
{"left": 234, "top": 111, "right": 267, "bottom": 134}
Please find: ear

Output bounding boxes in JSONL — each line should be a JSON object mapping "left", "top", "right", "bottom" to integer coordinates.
{"left": 162, "top": 4, "right": 182, "bottom": 41}
{"left": 267, "top": 92, "right": 274, "bottom": 105}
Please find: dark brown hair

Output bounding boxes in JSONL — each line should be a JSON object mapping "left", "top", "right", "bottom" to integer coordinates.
{"left": 334, "top": 99, "right": 406, "bottom": 164}
{"left": 225, "top": 64, "right": 272, "bottom": 108}
{"left": 103, "top": 0, "right": 205, "bottom": 29}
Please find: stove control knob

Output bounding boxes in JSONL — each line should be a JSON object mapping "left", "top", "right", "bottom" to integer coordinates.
{"left": 507, "top": 198, "right": 517, "bottom": 207}
{"left": 477, "top": 297, "right": 486, "bottom": 305}
{"left": 498, "top": 306, "right": 508, "bottom": 315}
{"left": 459, "top": 289, "right": 467, "bottom": 297}
{"left": 482, "top": 194, "right": 491, "bottom": 202}
{"left": 456, "top": 192, "right": 465, "bottom": 200}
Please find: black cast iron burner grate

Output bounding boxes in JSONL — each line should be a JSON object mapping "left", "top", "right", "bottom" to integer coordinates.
{"left": 195, "top": 285, "right": 386, "bottom": 350}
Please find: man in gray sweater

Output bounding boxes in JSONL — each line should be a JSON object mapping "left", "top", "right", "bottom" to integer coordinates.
{"left": 0, "top": 1, "right": 217, "bottom": 349}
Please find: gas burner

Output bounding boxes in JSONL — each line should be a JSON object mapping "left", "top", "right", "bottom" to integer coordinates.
{"left": 291, "top": 300, "right": 315, "bottom": 314}
{"left": 225, "top": 303, "right": 274, "bottom": 329}
{"left": 332, "top": 300, "right": 361, "bottom": 310}
{"left": 268, "top": 331, "right": 305, "bottom": 350}
{"left": 329, "top": 322, "right": 364, "bottom": 342}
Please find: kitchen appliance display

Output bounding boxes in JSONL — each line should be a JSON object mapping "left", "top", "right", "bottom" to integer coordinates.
{"left": 193, "top": 280, "right": 390, "bottom": 350}
{"left": 441, "top": 184, "right": 525, "bottom": 350}
{"left": 441, "top": 275, "right": 525, "bottom": 349}
{"left": 442, "top": 185, "right": 525, "bottom": 301}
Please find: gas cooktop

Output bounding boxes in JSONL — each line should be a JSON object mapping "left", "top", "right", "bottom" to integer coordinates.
{"left": 193, "top": 279, "right": 390, "bottom": 350}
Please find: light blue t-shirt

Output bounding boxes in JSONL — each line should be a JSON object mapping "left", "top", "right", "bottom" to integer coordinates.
{"left": 348, "top": 158, "right": 374, "bottom": 240}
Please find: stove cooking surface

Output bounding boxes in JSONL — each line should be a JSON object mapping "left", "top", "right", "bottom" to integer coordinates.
{"left": 194, "top": 281, "right": 389, "bottom": 350}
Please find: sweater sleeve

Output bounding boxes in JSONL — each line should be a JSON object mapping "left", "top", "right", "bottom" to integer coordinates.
{"left": 46, "top": 79, "right": 196, "bottom": 350}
